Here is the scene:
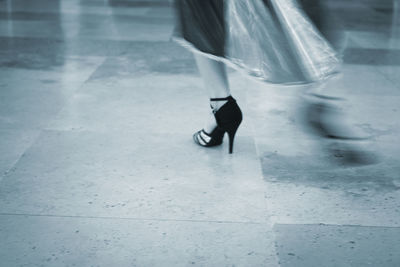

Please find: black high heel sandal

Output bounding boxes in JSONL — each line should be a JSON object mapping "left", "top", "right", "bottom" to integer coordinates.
{"left": 193, "top": 96, "right": 242, "bottom": 154}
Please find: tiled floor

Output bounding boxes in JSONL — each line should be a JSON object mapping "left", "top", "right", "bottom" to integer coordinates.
{"left": 0, "top": 0, "right": 399, "bottom": 266}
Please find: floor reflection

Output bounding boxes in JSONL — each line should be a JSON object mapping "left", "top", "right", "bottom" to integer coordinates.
{"left": 0, "top": 0, "right": 399, "bottom": 266}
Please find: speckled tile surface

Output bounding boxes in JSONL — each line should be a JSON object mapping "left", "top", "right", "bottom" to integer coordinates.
{"left": 0, "top": 0, "right": 399, "bottom": 266}
{"left": 274, "top": 224, "right": 400, "bottom": 267}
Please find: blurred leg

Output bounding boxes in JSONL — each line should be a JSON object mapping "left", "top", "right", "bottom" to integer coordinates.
{"left": 296, "top": 0, "right": 366, "bottom": 139}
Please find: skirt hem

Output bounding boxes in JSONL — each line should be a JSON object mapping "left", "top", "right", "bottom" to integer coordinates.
{"left": 172, "top": 36, "right": 341, "bottom": 87}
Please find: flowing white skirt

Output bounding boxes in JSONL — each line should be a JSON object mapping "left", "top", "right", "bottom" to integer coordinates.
{"left": 174, "top": 0, "right": 343, "bottom": 85}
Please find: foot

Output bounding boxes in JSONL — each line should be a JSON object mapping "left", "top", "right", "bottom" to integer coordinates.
{"left": 193, "top": 127, "right": 225, "bottom": 147}
{"left": 193, "top": 97, "right": 231, "bottom": 148}
{"left": 193, "top": 96, "right": 242, "bottom": 154}
{"left": 304, "top": 101, "right": 369, "bottom": 140}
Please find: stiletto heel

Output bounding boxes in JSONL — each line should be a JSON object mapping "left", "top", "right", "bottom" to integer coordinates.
{"left": 193, "top": 96, "right": 242, "bottom": 154}
{"left": 227, "top": 129, "right": 236, "bottom": 154}
{"left": 223, "top": 119, "right": 241, "bottom": 154}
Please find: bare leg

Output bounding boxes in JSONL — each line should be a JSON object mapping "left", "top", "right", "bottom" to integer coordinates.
{"left": 194, "top": 53, "right": 231, "bottom": 133}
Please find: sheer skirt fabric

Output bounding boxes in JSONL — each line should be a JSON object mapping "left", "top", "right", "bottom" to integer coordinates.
{"left": 173, "top": 0, "right": 343, "bottom": 85}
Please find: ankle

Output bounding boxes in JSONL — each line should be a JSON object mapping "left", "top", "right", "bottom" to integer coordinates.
{"left": 210, "top": 95, "right": 232, "bottom": 112}
{"left": 210, "top": 100, "right": 227, "bottom": 112}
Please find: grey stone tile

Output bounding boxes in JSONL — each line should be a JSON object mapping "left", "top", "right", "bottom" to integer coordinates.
{"left": 0, "top": 11, "right": 69, "bottom": 21}
{"left": 0, "top": 0, "right": 63, "bottom": 13}
{"left": 47, "top": 74, "right": 253, "bottom": 136}
{"left": 0, "top": 0, "right": 399, "bottom": 264}
{"left": 0, "top": 214, "right": 278, "bottom": 267}
{"left": 344, "top": 48, "right": 400, "bottom": 66}
{"left": 88, "top": 46, "right": 195, "bottom": 78}
{"left": 146, "top": 6, "right": 175, "bottom": 18}
{"left": 245, "top": 73, "right": 400, "bottom": 227}
{"left": 0, "top": 20, "right": 72, "bottom": 39}
{"left": 74, "top": 19, "right": 174, "bottom": 42}
{"left": 255, "top": 132, "right": 400, "bottom": 227}
{"left": 266, "top": 183, "right": 400, "bottom": 227}
{"left": 259, "top": 139, "right": 399, "bottom": 190}
{"left": 0, "top": 130, "right": 267, "bottom": 222}
{"left": 274, "top": 224, "right": 400, "bottom": 267}
{"left": 94, "top": 0, "right": 171, "bottom": 8}
{"left": 347, "top": 31, "right": 398, "bottom": 50}
{"left": 0, "top": 16, "right": 174, "bottom": 42}
{"left": 376, "top": 65, "right": 400, "bottom": 89}
{"left": 335, "top": 4, "right": 393, "bottom": 32}
{"left": 0, "top": 76, "right": 68, "bottom": 129}
{"left": 0, "top": 11, "right": 174, "bottom": 27}
{"left": 0, "top": 0, "right": 159, "bottom": 14}
{"left": 0, "top": 3, "right": 150, "bottom": 16}
{"left": 0, "top": 57, "right": 103, "bottom": 129}
{"left": 0, "top": 39, "right": 69, "bottom": 70}
{"left": 325, "top": 64, "right": 399, "bottom": 96}
{"left": 0, "top": 39, "right": 189, "bottom": 69}
{"left": 0, "top": 129, "right": 40, "bottom": 177}
{"left": 46, "top": 74, "right": 204, "bottom": 133}
{"left": 0, "top": 38, "right": 128, "bottom": 67}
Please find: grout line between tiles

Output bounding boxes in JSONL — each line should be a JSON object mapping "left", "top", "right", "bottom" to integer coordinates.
{"left": 0, "top": 58, "right": 107, "bottom": 184}
{"left": 0, "top": 212, "right": 269, "bottom": 225}
{"left": 274, "top": 222, "right": 400, "bottom": 229}
{"left": 0, "top": 130, "right": 41, "bottom": 184}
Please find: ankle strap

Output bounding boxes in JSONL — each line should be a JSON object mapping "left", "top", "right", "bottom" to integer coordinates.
{"left": 210, "top": 96, "right": 234, "bottom": 101}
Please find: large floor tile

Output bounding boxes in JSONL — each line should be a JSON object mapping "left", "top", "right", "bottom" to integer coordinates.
{"left": 88, "top": 47, "right": 196, "bottom": 77}
{"left": 262, "top": 175, "right": 400, "bottom": 227}
{"left": 0, "top": 130, "right": 267, "bottom": 222}
{"left": 75, "top": 19, "right": 174, "bottom": 42}
{"left": 0, "top": 20, "right": 74, "bottom": 39}
{"left": 348, "top": 31, "right": 399, "bottom": 50}
{"left": 0, "top": 0, "right": 399, "bottom": 265}
{"left": 47, "top": 74, "right": 254, "bottom": 136}
{"left": 0, "top": 214, "right": 278, "bottom": 267}
{"left": 0, "top": 129, "right": 40, "bottom": 177}
{"left": 0, "top": 5, "right": 174, "bottom": 41}
{"left": 376, "top": 65, "right": 400, "bottom": 88}
{"left": 0, "top": 57, "right": 103, "bottom": 129}
{"left": 324, "top": 64, "right": 399, "bottom": 96}
{"left": 255, "top": 128, "right": 400, "bottom": 226}
{"left": 0, "top": 0, "right": 153, "bottom": 16}
{"left": 274, "top": 224, "right": 400, "bottom": 267}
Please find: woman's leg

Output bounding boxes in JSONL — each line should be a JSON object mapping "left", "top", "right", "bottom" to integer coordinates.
{"left": 194, "top": 53, "right": 231, "bottom": 133}
{"left": 193, "top": 53, "right": 242, "bottom": 153}
{"left": 299, "top": 82, "right": 367, "bottom": 140}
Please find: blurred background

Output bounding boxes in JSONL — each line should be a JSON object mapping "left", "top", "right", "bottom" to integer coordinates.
{"left": 0, "top": 0, "right": 399, "bottom": 266}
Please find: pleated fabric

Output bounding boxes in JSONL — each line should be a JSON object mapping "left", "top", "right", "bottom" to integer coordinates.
{"left": 174, "top": 0, "right": 225, "bottom": 57}
{"left": 173, "top": 0, "right": 343, "bottom": 85}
